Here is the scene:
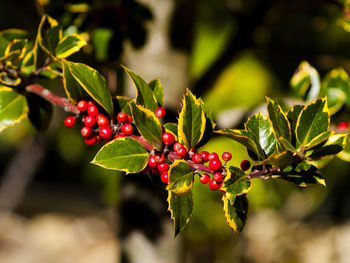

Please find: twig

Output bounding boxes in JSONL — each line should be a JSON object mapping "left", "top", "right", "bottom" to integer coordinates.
{"left": 26, "top": 83, "right": 80, "bottom": 114}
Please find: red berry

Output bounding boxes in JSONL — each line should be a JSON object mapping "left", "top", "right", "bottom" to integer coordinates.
{"left": 81, "top": 126, "right": 92, "bottom": 137}
{"left": 97, "top": 115, "right": 109, "bottom": 127}
{"left": 155, "top": 153, "right": 165, "bottom": 164}
{"left": 162, "top": 132, "right": 175, "bottom": 145}
{"left": 84, "top": 135, "right": 97, "bottom": 146}
{"left": 200, "top": 151, "right": 210, "bottom": 162}
{"left": 176, "top": 147, "right": 187, "bottom": 158}
{"left": 338, "top": 121, "right": 349, "bottom": 130}
{"left": 64, "top": 116, "right": 76, "bottom": 128}
{"left": 173, "top": 142, "right": 183, "bottom": 152}
{"left": 87, "top": 105, "right": 99, "bottom": 116}
{"left": 158, "top": 162, "right": 169, "bottom": 172}
{"left": 222, "top": 152, "right": 232, "bottom": 161}
{"left": 209, "top": 179, "right": 219, "bottom": 190}
{"left": 148, "top": 156, "right": 158, "bottom": 167}
{"left": 199, "top": 173, "right": 210, "bottom": 184}
{"left": 121, "top": 123, "right": 133, "bottom": 135}
{"left": 99, "top": 127, "right": 112, "bottom": 140}
{"left": 117, "top": 112, "right": 128, "bottom": 123}
{"left": 160, "top": 171, "right": 169, "bottom": 184}
{"left": 208, "top": 152, "right": 219, "bottom": 161}
{"left": 209, "top": 159, "right": 222, "bottom": 171}
{"left": 213, "top": 172, "right": 223, "bottom": 182}
{"left": 240, "top": 160, "right": 251, "bottom": 171}
{"left": 127, "top": 114, "right": 132, "bottom": 123}
{"left": 155, "top": 107, "right": 166, "bottom": 118}
{"left": 77, "top": 100, "right": 88, "bottom": 112}
{"left": 192, "top": 153, "right": 203, "bottom": 164}
{"left": 115, "top": 133, "right": 125, "bottom": 139}
{"left": 84, "top": 115, "right": 96, "bottom": 127}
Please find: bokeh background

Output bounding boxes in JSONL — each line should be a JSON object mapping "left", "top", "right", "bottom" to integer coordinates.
{"left": 1, "top": 0, "right": 350, "bottom": 262}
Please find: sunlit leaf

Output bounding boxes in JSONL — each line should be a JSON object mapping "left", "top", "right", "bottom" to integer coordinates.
{"left": 0, "top": 87, "right": 28, "bottom": 132}
{"left": 222, "top": 194, "right": 248, "bottom": 233}
{"left": 168, "top": 189, "right": 193, "bottom": 237}
{"left": 130, "top": 100, "right": 163, "bottom": 150}
{"left": 178, "top": 89, "right": 206, "bottom": 148}
{"left": 68, "top": 61, "right": 113, "bottom": 116}
{"left": 295, "top": 98, "right": 329, "bottom": 148}
{"left": 92, "top": 137, "right": 149, "bottom": 173}
{"left": 167, "top": 160, "right": 194, "bottom": 195}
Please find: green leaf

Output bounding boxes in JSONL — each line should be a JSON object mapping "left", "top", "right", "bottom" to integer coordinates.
{"left": 303, "top": 131, "right": 332, "bottom": 151}
{"left": 321, "top": 68, "right": 350, "bottom": 110}
{"left": 222, "top": 167, "right": 251, "bottom": 204}
{"left": 326, "top": 88, "right": 347, "bottom": 116}
{"left": 287, "top": 105, "right": 304, "bottom": 146}
{"left": 20, "top": 50, "right": 35, "bottom": 75}
{"left": 122, "top": 66, "right": 158, "bottom": 111}
{"left": 290, "top": 61, "right": 321, "bottom": 101}
{"left": 62, "top": 60, "right": 84, "bottom": 103}
{"left": 222, "top": 194, "right": 248, "bottom": 233}
{"left": 215, "top": 129, "right": 262, "bottom": 158}
{"left": 26, "top": 93, "right": 53, "bottom": 132}
{"left": 55, "top": 34, "right": 86, "bottom": 59}
{"left": 295, "top": 98, "right": 329, "bottom": 148}
{"left": 167, "top": 190, "right": 193, "bottom": 237}
{"left": 148, "top": 79, "right": 163, "bottom": 106}
{"left": 113, "top": 96, "right": 131, "bottom": 115}
{"left": 91, "top": 137, "right": 149, "bottom": 173}
{"left": 164, "top": 122, "right": 178, "bottom": 140}
{"left": 266, "top": 97, "right": 291, "bottom": 142}
{"left": 33, "top": 31, "right": 47, "bottom": 70}
{"left": 37, "top": 15, "right": 61, "bottom": 58}
{"left": 68, "top": 61, "right": 113, "bottom": 116}
{"left": 178, "top": 89, "right": 206, "bottom": 148}
{"left": 130, "top": 100, "right": 163, "bottom": 150}
{"left": 1, "top": 39, "right": 27, "bottom": 64}
{"left": 196, "top": 98, "right": 215, "bottom": 148}
{"left": 245, "top": 112, "right": 276, "bottom": 156}
{"left": 259, "top": 150, "right": 294, "bottom": 168}
{"left": 0, "top": 72, "right": 21, "bottom": 86}
{"left": 337, "top": 132, "right": 350, "bottom": 162}
{"left": 306, "top": 134, "right": 347, "bottom": 160}
{"left": 0, "top": 87, "right": 28, "bottom": 132}
{"left": 274, "top": 164, "right": 325, "bottom": 187}
{"left": 167, "top": 160, "right": 194, "bottom": 195}
{"left": 0, "top": 29, "right": 28, "bottom": 42}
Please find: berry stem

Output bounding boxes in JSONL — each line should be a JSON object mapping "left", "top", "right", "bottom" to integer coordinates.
{"left": 26, "top": 83, "right": 80, "bottom": 114}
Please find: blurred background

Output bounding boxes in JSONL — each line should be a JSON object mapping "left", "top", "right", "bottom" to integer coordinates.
{"left": 1, "top": 0, "right": 350, "bottom": 262}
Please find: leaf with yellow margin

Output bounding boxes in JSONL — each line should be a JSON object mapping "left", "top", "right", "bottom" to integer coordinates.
{"left": 222, "top": 194, "right": 248, "bottom": 233}
{"left": 167, "top": 189, "right": 193, "bottom": 237}
{"left": 167, "top": 160, "right": 194, "bottom": 195}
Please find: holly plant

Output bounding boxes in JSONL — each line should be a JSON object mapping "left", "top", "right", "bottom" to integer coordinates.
{"left": 0, "top": 15, "right": 349, "bottom": 237}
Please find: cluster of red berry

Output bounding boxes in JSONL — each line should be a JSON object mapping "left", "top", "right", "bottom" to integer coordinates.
{"left": 148, "top": 130, "right": 251, "bottom": 190}
{"left": 64, "top": 100, "right": 134, "bottom": 145}
{"left": 65, "top": 102, "right": 252, "bottom": 190}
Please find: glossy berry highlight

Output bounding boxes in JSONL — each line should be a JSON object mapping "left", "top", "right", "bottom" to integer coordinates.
{"left": 209, "top": 159, "right": 222, "bottom": 171}
{"left": 155, "top": 107, "right": 166, "bottom": 118}
{"left": 209, "top": 179, "right": 219, "bottom": 190}
{"left": 99, "top": 127, "right": 112, "bottom": 140}
{"left": 162, "top": 132, "right": 175, "bottom": 145}
{"left": 121, "top": 123, "right": 133, "bottom": 135}
{"left": 199, "top": 173, "right": 210, "bottom": 184}
{"left": 64, "top": 116, "right": 76, "bottom": 128}
{"left": 160, "top": 171, "right": 169, "bottom": 184}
